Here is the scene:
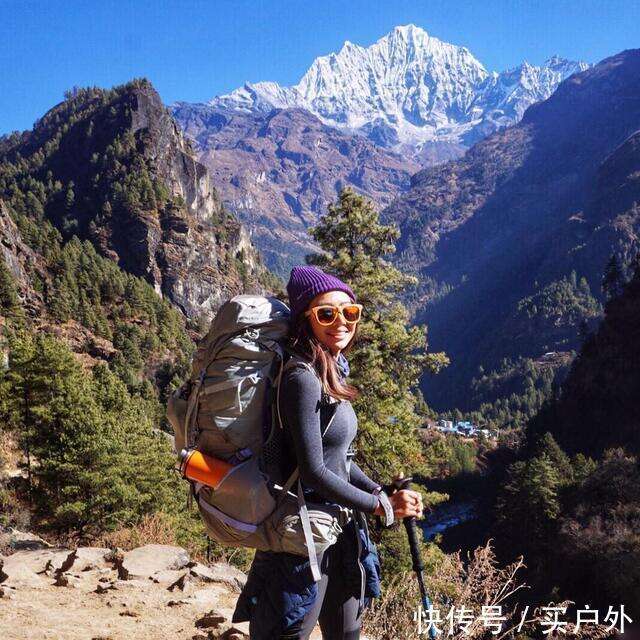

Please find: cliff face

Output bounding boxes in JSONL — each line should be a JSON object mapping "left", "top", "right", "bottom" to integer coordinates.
{"left": 1, "top": 80, "right": 267, "bottom": 321}
{"left": 124, "top": 85, "right": 263, "bottom": 318}
{"left": 0, "top": 201, "right": 45, "bottom": 317}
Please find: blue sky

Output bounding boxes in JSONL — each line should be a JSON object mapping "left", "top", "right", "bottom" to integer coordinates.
{"left": 1, "top": 0, "right": 639, "bottom": 134}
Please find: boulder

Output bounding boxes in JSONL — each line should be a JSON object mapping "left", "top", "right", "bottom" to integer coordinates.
{"left": 187, "top": 562, "right": 247, "bottom": 592}
{"left": 95, "top": 581, "right": 117, "bottom": 594}
{"left": 115, "top": 544, "right": 190, "bottom": 580}
{"left": 0, "top": 527, "right": 52, "bottom": 551}
{"left": 53, "top": 572, "right": 80, "bottom": 588}
{"left": 0, "top": 584, "right": 16, "bottom": 599}
{"left": 167, "top": 572, "right": 191, "bottom": 592}
{"left": 167, "top": 598, "right": 189, "bottom": 607}
{"left": 193, "top": 610, "right": 250, "bottom": 640}
{"left": 58, "top": 547, "right": 111, "bottom": 574}
{"left": 149, "top": 568, "right": 187, "bottom": 585}
{"left": 178, "top": 584, "right": 230, "bottom": 607}
{"left": 195, "top": 610, "right": 226, "bottom": 629}
{"left": 0, "top": 548, "right": 68, "bottom": 587}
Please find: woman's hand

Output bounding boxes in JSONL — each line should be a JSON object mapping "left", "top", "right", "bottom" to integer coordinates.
{"left": 374, "top": 489, "right": 424, "bottom": 520}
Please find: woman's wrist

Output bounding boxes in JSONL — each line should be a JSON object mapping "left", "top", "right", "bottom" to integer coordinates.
{"left": 374, "top": 490, "right": 395, "bottom": 526}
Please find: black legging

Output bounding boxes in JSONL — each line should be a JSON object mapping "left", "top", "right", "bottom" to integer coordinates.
{"left": 278, "top": 535, "right": 362, "bottom": 640}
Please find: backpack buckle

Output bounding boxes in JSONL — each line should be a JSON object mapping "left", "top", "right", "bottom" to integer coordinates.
{"left": 337, "top": 505, "right": 353, "bottom": 526}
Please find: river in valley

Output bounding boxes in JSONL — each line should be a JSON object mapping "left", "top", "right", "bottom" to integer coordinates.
{"left": 419, "top": 499, "right": 480, "bottom": 550}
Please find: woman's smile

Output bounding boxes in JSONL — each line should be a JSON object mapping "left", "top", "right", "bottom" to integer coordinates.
{"left": 307, "top": 290, "right": 357, "bottom": 355}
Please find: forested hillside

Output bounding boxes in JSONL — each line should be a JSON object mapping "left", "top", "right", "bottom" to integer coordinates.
{"left": 489, "top": 262, "right": 640, "bottom": 618}
{"left": 527, "top": 258, "right": 640, "bottom": 456}
{"left": 0, "top": 79, "right": 273, "bottom": 322}
{"left": 0, "top": 80, "right": 276, "bottom": 555}
{"left": 384, "top": 49, "right": 640, "bottom": 410}
{"left": 172, "top": 103, "right": 418, "bottom": 276}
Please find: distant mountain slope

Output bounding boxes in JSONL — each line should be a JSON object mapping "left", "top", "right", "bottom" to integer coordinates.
{"left": 208, "top": 24, "right": 588, "bottom": 157}
{"left": 173, "top": 25, "right": 586, "bottom": 275}
{"left": 384, "top": 49, "right": 640, "bottom": 410}
{"left": 172, "top": 104, "right": 418, "bottom": 274}
{"left": 527, "top": 262, "right": 640, "bottom": 457}
{"left": 0, "top": 80, "right": 269, "bottom": 322}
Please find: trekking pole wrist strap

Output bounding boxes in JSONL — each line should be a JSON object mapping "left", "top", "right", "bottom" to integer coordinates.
{"left": 375, "top": 489, "right": 394, "bottom": 527}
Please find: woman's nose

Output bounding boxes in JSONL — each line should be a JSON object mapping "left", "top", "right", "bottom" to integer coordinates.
{"left": 335, "top": 313, "right": 348, "bottom": 327}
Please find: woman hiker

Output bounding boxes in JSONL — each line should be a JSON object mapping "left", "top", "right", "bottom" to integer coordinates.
{"left": 232, "top": 265, "right": 424, "bottom": 639}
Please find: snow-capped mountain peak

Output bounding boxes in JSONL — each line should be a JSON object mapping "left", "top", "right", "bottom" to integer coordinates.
{"left": 290, "top": 24, "right": 489, "bottom": 134}
{"left": 208, "top": 25, "right": 590, "bottom": 151}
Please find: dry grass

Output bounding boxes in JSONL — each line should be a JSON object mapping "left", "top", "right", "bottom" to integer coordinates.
{"left": 363, "top": 540, "right": 614, "bottom": 640}
{"left": 97, "top": 512, "right": 182, "bottom": 551}
{"left": 95, "top": 511, "right": 255, "bottom": 571}
{"left": 0, "top": 430, "right": 20, "bottom": 475}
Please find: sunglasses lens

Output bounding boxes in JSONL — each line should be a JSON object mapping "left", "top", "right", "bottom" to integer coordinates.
{"left": 316, "top": 307, "right": 337, "bottom": 324}
{"left": 342, "top": 305, "right": 361, "bottom": 322}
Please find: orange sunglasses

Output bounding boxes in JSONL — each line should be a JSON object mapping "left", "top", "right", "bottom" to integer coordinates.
{"left": 304, "top": 302, "right": 363, "bottom": 326}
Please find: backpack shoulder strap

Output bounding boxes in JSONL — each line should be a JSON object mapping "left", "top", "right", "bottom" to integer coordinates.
{"left": 273, "top": 352, "right": 342, "bottom": 583}
{"left": 274, "top": 352, "right": 340, "bottom": 499}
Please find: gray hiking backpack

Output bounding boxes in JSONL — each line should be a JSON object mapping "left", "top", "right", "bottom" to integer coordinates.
{"left": 167, "top": 294, "right": 350, "bottom": 581}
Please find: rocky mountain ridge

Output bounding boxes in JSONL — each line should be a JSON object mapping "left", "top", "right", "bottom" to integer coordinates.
{"left": 172, "top": 25, "right": 587, "bottom": 274}
{"left": 1, "top": 80, "right": 269, "bottom": 323}
{"left": 207, "top": 24, "right": 588, "bottom": 158}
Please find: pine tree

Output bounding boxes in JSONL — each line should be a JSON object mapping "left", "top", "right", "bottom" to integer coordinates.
{"left": 64, "top": 182, "right": 75, "bottom": 210}
{"left": 496, "top": 454, "right": 561, "bottom": 553}
{"left": 533, "top": 431, "right": 574, "bottom": 487}
{"left": 602, "top": 253, "right": 624, "bottom": 300}
{"left": 0, "top": 259, "right": 21, "bottom": 317}
{"left": 307, "top": 188, "right": 449, "bottom": 480}
{"left": 307, "top": 188, "right": 450, "bottom": 573}
{"left": 0, "top": 331, "right": 184, "bottom": 537}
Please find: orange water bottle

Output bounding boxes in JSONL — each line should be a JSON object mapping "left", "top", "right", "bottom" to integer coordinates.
{"left": 178, "top": 449, "right": 234, "bottom": 489}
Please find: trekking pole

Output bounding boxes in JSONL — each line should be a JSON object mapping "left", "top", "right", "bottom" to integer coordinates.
{"left": 392, "top": 475, "right": 438, "bottom": 639}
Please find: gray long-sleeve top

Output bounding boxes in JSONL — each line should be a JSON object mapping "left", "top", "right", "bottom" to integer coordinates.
{"left": 279, "top": 360, "right": 380, "bottom": 513}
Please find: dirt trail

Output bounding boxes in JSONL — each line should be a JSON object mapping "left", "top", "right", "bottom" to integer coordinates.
{"left": 0, "top": 537, "right": 338, "bottom": 639}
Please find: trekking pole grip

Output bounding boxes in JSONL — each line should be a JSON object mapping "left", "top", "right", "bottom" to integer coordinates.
{"left": 398, "top": 476, "right": 425, "bottom": 574}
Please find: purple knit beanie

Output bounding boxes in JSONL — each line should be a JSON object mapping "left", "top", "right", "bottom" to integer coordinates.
{"left": 286, "top": 265, "right": 356, "bottom": 320}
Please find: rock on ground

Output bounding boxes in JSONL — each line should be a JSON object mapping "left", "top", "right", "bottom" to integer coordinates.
{"left": 115, "top": 544, "right": 191, "bottom": 580}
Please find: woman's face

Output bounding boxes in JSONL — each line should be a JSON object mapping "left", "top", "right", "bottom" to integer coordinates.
{"left": 306, "top": 290, "right": 357, "bottom": 356}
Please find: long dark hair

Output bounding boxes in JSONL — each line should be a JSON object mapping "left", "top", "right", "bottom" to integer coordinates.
{"left": 288, "top": 312, "right": 360, "bottom": 402}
